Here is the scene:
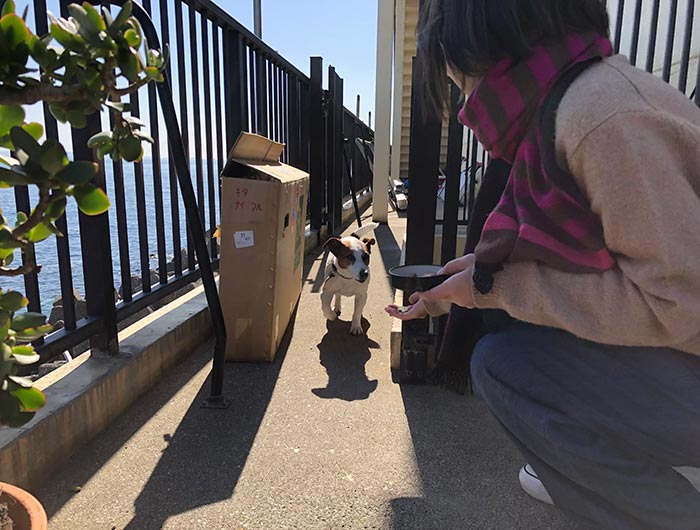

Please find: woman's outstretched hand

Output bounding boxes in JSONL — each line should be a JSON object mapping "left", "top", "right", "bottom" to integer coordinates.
{"left": 385, "top": 254, "right": 477, "bottom": 320}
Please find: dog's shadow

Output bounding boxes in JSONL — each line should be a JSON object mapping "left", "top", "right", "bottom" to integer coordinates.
{"left": 312, "top": 319, "right": 379, "bottom": 401}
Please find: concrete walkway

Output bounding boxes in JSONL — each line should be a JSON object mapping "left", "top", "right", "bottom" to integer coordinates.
{"left": 37, "top": 212, "right": 577, "bottom": 530}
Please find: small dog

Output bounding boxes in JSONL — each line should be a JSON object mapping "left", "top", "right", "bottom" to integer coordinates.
{"left": 321, "top": 223, "right": 378, "bottom": 335}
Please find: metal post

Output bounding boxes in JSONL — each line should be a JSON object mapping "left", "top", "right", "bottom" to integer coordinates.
{"left": 356, "top": 94, "right": 361, "bottom": 118}
{"left": 309, "top": 57, "right": 325, "bottom": 233}
{"left": 72, "top": 113, "right": 119, "bottom": 355}
{"left": 254, "top": 0, "right": 262, "bottom": 38}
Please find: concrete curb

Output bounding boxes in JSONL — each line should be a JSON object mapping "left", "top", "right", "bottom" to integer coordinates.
{"left": 0, "top": 286, "right": 213, "bottom": 492}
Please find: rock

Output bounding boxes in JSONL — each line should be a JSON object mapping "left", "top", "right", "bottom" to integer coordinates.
{"left": 118, "top": 271, "right": 160, "bottom": 298}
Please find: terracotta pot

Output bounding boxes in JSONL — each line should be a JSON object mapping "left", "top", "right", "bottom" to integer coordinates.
{"left": 0, "top": 482, "right": 47, "bottom": 530}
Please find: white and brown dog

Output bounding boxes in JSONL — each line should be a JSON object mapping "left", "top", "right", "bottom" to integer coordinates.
{"left": 321, "top": 223, "right": 379, "bottom": 335}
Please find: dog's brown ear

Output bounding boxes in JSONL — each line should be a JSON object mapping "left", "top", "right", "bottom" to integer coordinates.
{"left": 362, "top": 237, "right": 376, "bottom": 253}
{"left": 323, "top": 238, "right": 350, "bottom": 257}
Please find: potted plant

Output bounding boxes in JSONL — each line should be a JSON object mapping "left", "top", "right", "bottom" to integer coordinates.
{"left": 0, "top": 1, "right": 164, "bottom": 527}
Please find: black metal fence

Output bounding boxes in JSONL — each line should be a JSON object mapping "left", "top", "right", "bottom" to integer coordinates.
{"left": 0, "top": 0, "right": 372, "bottom": 365}
{"left": 407, "top": 0, "right": 700, "bottom": 268}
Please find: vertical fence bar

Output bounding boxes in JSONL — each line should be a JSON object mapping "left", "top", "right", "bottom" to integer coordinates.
{"left": 440, "top": 85, "right": 464, "bottom": 264}
{"left": 160, "top": 0, "right": 182, "bottom": 276}
{"left": 678, "top": 0, "right": 695, "bottom": 93}
{"left": 300, "top": 80, "right": 310, "bottom": 172}
{"left": 224, "top": 30, "right": 247, "bottom": 153}
{"left": 189, "top": 4, "right": 205, "bottom": 226}
{"left": 248, "top": 46, "right": 257, "bottom": 134}
{"left": 201, "top": 13, "right": 218, "bottom": 258}
{"left": 33, "top": 0, "right": 77, "bottom": 328}
{"left": 143, "top": 0, "right": 167, "bottom": 284}
{"left": 309, "top": 58, "right": 324, "bottom": 232}
{"left": 662, "top": 0, "right": 679, "bottom": 82}
{"left": 645, "top": 0, "right": 661, "bottom": 73}
{"left": 212, "top": 24, "right": 226, "bottom": 187}
{"left": 129, "top": 91, "right": 152, "bottom": 293}
{"left": 613, "top": 0, "right": 626, "bottom": 54}
{"left": 175, "top": 0, "right": 195, "bottom": 271}
{"left": 405, "top": 56, "right": 442, "bottom": 265}
{"left": 256, "top": 51, "right": 268, "bottom": 135}
{"left": 73, "top": 114, "right": 118, "bottom": 354}
{"left": 109, "top": 114, "right": 133, "bottom": 302}
{"left": 629, "top": 0, "right": 644, "bottom": 65}
{"left": 288, "top": 74, "right": 300, "bottom": 168}
{"left": 13, "top": 187, "right": 41, "bottom": 315}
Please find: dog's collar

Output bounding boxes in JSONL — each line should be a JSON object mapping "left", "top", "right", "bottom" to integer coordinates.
{"left": 330, "top": 263, "right": 355, "bottom": 281}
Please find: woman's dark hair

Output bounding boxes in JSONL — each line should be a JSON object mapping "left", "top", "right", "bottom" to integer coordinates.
{"left": 417, "top": 0, "right": 610, "bottom": 116}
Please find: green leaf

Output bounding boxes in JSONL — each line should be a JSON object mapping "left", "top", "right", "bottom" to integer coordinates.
{"left": 0, "top": 310, "right": 11, "bottom": 342}
{"left": 0, "top": 105, "right": 25, "bottom": 136}
{"left": 11, "top": 312, "right": 46, "bottom": 331}
{"left": 118, "top": 135, "right": 142, "bottom": 162}
{"left": 143, "top": 66, "right": 164, "bottom": 83}
{"left": 25, "top": 221, "right": 53, "bottom": 243}
{"left": 118, "top": 49, "right": 139, "bottom": 82}
{"left": 0, "top": 391, "right": 35, "bottom": 428}
{"left": 11, "top": 345, "right": 35, "bottom": 356}
{"left": 87, "top": 131, "right": 112, "bottom": 149}
{"left": 10, "top": 352, "right": 40, "bottom": 365}
{"left": 112, "top": 1, "right": 132, "bottom": 30}
{"left": 1, "top": 0, "right": 15, "bottom": 17}
{"left": 11, "top": 386, "right": 45, "bottom": 411}
{"left": 45, "top": 196, "right": 66, "bottom": 221}
{"left": 0, "top": 291, "right": 28, "bottom": 312}
{"left": 73, "top": 184, "right": 110, "bottom": 215}
{"left": 55, "top": 161, "right": 97, "bottom": 186}
{"left": 10, "top": 126, "right": 40, "bottom": 157}
{"left": 2, "top": 250, "right": 14, "bottom": 266}
{"left": 123, "top": 28, "right": 140, "bottom": 48}
{"left": 0, "top": 166, "right": 29, "bottom": 187}
{"left": 0, "top": 13, "right": 30, "bottom": 48}
{"left": 66, "top": 110, "right": 87, "bottom": 129}
{"left": 13, "top": 324, "right": 52, "bottom": 342}
{"left": 81, "top": 2, "right": 106, "bottom": 32}
{"left": 15, "top": 211, "right": 27, "bottom": 225}
{"left": 101, "top": 6, "right": 114, "bottom": 28}
{"left": 38, "top": 139, "right": 68, "bottom": 175}
{"left": 49, "top": 103, "right": 68, "bottom": 124}
{"left": 22, "top": 122, "right": 43, "bottom": 141}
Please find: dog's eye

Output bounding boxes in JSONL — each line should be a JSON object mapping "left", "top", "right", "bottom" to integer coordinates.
{"left": 347, "top": 254, "right": 356, "bottom": 263}
{"left": 362, "top": 253, "right": 369, "bottom": 264}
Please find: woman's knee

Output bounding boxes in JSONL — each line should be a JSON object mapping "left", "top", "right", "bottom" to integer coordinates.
{"left": 470, "top": 331, "right": 519, "bottom": 396}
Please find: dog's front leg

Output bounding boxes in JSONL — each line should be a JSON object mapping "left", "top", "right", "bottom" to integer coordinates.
{"left": 350, "top": 294, "right": 367, "bottom": 335}
{"left": 333, "top": 294, "right": 342, "bottom": 316}
{"left": 321, "top": 289, "right": 338, "bottom": 321}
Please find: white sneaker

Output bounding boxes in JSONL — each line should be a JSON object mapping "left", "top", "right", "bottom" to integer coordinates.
{"left": 519, "top": 464, "right": 554, "bottom": 505}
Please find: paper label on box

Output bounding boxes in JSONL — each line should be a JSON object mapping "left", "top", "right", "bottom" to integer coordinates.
{"left": 234, "top": 230, "right": 254, "bottom": 249}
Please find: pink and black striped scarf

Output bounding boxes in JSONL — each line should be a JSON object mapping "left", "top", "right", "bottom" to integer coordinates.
{"left": 459, "top": 34, "right": 616, "bottom": 278}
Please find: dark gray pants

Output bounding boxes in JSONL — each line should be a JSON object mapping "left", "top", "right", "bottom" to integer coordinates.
{"left": 471, "top": 323, "right": 700, "bottom": 530}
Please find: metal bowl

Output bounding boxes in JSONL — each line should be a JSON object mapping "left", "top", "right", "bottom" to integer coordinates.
{"left": 388, "top": 265, "right": 449, "bottom": 292}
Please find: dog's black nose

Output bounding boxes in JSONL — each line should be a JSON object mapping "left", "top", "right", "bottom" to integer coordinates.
{"left": 359, "top": 269, "right": 369, "bottom": 281}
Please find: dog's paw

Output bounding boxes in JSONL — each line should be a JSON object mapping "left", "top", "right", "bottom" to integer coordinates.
{"left": 323, "top": 309, "right": 338, "bottom": 321}
{"left": 350, "top": 322, "right": 364, "bottom": 336}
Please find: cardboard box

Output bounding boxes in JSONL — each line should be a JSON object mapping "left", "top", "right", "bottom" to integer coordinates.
{"left": 219, "top": 132, "right": 308, "bottom": 361}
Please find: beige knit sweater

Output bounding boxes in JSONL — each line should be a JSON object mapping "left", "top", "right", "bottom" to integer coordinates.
{"left": 470, "top": 55, "right": 700, "bottom": 355}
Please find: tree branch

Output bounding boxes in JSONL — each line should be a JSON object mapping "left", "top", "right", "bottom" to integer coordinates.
{"left": 0, "top": 83, "right": 88, "bottom": 106}
{"left": 12, "top": 187, "right": 51, "bottom": 240}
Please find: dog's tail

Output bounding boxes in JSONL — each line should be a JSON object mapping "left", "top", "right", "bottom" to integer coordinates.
{"left": 352, "top": 222, "right": 380, "bottom": 239}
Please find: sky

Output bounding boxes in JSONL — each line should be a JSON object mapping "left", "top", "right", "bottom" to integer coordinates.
{"left": 219, "top": 0, "right": 379, "bottom": 123}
